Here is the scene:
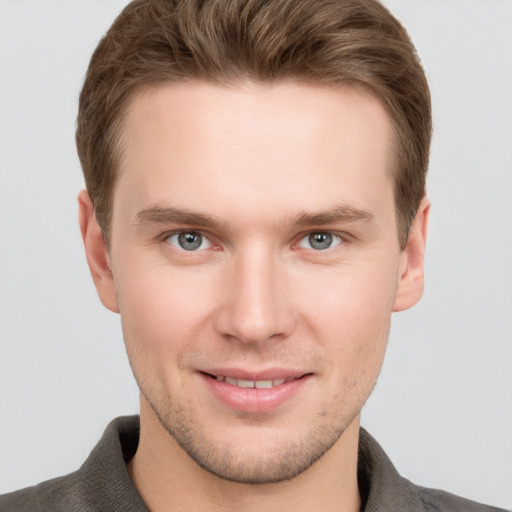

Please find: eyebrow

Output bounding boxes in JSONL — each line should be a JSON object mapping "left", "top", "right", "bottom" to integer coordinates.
{"left": 135, "top": 206, "right": 227, "bottom": 230}
{"left": 289, "top": 205, "right": 374, "bottom": 227}
{"left": 135, "top": 203, "right": 374, "bottom": 230}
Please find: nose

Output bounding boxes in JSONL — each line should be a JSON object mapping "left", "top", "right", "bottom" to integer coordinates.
{"left": 213, "top": 246, "right": 296, "bottom": 345}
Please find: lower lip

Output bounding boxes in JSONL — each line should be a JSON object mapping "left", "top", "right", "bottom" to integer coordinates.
{"left": 200, "top": 373, "right": 311, "bottom": 413}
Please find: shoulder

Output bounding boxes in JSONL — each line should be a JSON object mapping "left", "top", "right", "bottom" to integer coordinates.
{"left": 0, "top": 471, "right": 94, "bottom": 512}
{"left": 358, "top": 428, "right": 508, "bottom": 512}
{"left": 0, "top": 416, "right": 144, "bottom": 512}
{"left": 415, "top": 484, "right": 508, "bottom": 512}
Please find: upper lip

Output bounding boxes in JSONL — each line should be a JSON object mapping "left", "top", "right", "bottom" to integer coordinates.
{"left": 199, "top": 368, "right": 310, "bottom": 381}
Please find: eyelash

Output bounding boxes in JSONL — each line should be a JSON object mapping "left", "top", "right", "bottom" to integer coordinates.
{"left": 163, "top": 230, "right": 218, "bottom": 252}
{"left": 296, "top": 232, "right": 344, "bottom": 251}
{"left": 162, "top": 229, "right": 348, "bottom": 253}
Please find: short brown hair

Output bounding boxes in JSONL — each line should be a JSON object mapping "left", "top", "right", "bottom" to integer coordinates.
{"left": 76, "top": 0, "right": 431, "bottom": 249}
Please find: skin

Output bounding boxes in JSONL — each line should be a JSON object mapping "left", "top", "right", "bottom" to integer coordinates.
{"left": 79, "top": 81, "right": 429, "bottom": 512}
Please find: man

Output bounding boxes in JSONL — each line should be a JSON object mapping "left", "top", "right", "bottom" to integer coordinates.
{"left": 0, "top": 0, "right": 507, "bottom": 510}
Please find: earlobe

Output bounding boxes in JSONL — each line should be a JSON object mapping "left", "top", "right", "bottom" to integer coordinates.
{"left": 392, "top": 197, "right": 430, "bottom": 312}
{"left": 78, "top": 190, "right": 119, "bottom": 313}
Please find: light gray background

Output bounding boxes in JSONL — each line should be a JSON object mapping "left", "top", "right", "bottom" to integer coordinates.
{"left": 0, "top": 0, "right": 511, "bottom": 508}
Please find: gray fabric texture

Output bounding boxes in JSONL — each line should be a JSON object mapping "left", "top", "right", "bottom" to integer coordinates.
{"left": 0, "top": 416, "right": 506, "bottom": 511}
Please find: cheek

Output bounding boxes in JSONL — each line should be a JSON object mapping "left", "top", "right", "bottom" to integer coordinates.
{"left": 114, "top": 258, "right": 217, "bottom": 360}
{"left": 291, "top": 257, "right": 398, "bottom": 328}
{"left": 289, "top": 259, "right": 396, "bottom": 378}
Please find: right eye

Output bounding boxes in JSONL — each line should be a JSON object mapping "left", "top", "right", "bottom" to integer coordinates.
{"left": 165, "top": 231, "right": 212, "bottom": 251}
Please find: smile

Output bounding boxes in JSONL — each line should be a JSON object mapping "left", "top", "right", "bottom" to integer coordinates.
{"left": 213, "top": 375, "right": 298, "bottom": 389}
{"left": 200, "top": 371, "right": 311, "bottom": 413}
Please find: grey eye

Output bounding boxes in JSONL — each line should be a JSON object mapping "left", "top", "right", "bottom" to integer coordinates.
{"left": 179, "top": 232, "right": 202, "bottom": 250}
{"left": 298, "top": 232, "right": 342, "bottom": 251}
{"left": 166, "top": 231, "right": 211, "bottom": 251}
{"left": 309, "top": 233, "right": 332, "bottom": 250}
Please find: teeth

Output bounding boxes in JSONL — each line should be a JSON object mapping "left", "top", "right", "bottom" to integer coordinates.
{"left": 255, "top": 380, "right": 272, "bottom": 389}
{"left": 215, "top": 376, "right": 293, "bottom": 388}
{"left": 237, "top": 378, "right": 255, "bottom": 388}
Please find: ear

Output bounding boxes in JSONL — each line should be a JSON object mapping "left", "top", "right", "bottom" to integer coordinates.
{"left": 78, "top": 190, "right": 119, "bottom": 313}
{"left": 393, "top": 197, "right": 430, "bottom": 312}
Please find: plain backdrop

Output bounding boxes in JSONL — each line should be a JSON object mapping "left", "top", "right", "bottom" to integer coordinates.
{"left": 0, "top": 0, "right": 511, "bottom": 508}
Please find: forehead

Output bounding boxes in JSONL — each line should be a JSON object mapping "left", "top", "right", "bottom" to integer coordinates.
{"left": 114, "top": 81, "right": 394, "bottom": 225}
{"left": 121, "top": 81, "right": 392, "bottom": 156}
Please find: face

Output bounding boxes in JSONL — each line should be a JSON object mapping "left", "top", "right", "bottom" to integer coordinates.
{"left": 82, "top": 81, "right": 426, "bottom": 484}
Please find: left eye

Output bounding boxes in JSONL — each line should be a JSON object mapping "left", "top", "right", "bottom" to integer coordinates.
{"left": 298, "top": 232, "right": 343, "bottom": 251}
{"left": 166, "top": 231, "right": 212, "bottom": 251}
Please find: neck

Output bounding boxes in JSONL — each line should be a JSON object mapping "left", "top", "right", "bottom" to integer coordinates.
{"left": 128, "top": 398, "right": 362, "bottom": 512}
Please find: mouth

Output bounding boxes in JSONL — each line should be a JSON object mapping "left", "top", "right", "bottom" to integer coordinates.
{"left": 199, "top": 370, "right": 312, "bottom": 413}
{"left": 202, "top": 372, "right": 306, "bottom": 389}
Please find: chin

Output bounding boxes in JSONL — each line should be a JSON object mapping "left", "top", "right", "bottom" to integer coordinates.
{"left": 145, "top": 389, "right": 357, "bottom": 485}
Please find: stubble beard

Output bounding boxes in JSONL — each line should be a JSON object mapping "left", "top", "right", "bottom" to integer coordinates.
{"left": 140, "top": 386, "right": 362, "bottom": 485}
